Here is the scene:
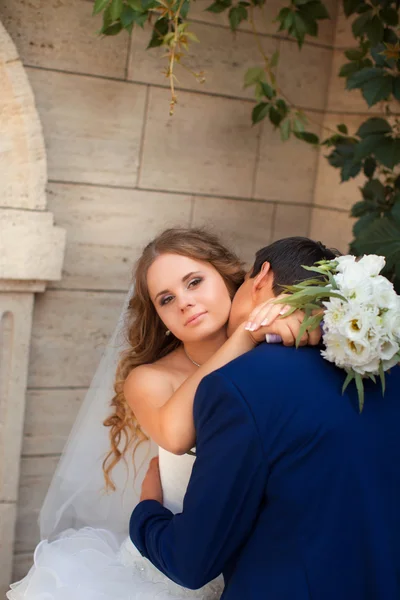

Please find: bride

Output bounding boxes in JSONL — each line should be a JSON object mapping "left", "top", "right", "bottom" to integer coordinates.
{"left": 8, "top": 228, "right": 317, "bottom": 600}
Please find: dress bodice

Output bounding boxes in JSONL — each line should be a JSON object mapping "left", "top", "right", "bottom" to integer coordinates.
{"left": 159, "top": 447, "right": 195, "bottom": 514}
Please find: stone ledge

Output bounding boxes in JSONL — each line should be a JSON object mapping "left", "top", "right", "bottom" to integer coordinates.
{"left": 0, "top": 208, "right": 66, "bottom": 282}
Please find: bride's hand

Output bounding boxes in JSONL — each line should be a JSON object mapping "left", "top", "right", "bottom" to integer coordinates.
{"left": 244, "top": 296, "right": 322, "bottom": 347}
{"left": 140, "top": 457, "right": 163, "bottom": 504}
{"left": 244, "top": 295, "right": 291, "bottom": 333}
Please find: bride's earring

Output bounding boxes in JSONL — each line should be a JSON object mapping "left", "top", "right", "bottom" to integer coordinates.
{"left": 165, "top": 329, "right": 171, "bottom": 336}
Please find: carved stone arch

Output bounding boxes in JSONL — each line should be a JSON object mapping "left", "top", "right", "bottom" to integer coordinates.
{"left": 0, "top": 21, "right": 66, "bottom": 595}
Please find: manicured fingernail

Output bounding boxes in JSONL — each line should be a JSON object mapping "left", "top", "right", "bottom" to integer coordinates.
{"left": 244, "top": 322, "right": 252, "bottom": 331}
{"left": 266, "top": 334, "right": 282, "bottom": 344}
{"left": 261, "top": 318, "right": 269, "bottom": 326}
{"left": 279, "top": 308, "right": 289, "bottom": 315}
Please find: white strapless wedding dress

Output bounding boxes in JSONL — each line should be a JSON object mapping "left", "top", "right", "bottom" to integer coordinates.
{"left": 7, "top": 449, "right": 224, "bottom": 600}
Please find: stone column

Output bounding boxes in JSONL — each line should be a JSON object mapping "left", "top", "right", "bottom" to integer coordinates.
{"left": 0, "top": 21, "right": 66, "bottom": 595}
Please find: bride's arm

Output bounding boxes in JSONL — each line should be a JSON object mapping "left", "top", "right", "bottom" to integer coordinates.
{"left": 124, "top": 322, "right": 256, "bottom": 455}
{"left": 125, "top": 307, "right": 319, "bottom": 455}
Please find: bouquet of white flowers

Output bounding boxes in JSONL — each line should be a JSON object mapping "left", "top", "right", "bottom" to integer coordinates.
{"left": 279, "top": 254, "right": 400, "bottom": 411}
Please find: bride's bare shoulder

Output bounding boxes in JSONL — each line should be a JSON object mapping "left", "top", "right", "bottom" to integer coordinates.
{"left": 124, "top": 348, "right": 184, "bottom": 408}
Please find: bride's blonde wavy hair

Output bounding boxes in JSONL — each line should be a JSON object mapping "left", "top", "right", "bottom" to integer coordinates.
{"left": 102, "top": 227, "right": 246, "bottom": 490}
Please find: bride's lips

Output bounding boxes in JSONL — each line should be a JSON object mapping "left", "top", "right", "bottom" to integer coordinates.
{"left": 184, "top": 311, "right": 207, "bottom": 326}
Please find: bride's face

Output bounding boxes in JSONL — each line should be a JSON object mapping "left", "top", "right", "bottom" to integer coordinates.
{"left": 147, "top": 253, "right": 232, "bottom": 342}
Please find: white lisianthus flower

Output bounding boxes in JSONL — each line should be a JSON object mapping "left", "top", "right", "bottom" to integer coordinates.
{"left": 322, "top": 297, "right": 349, "bottom": 331}
{"left": 321, "top": 331, "right": 348, "bottom": 367}
{"left": 371, "top": 276, "right": 398, "bottom": 311}
{"left": 335, "top": 255, "right": 356, "bottom": 273}
{"left": 382, "top": 306, "right": 400, "bottom": 340}
{"left": 382, "top": 354, "right": 400, "bottom": 371}
{"left": 338, "top": 305, "right": 373, "bottom": 343}
{"left": 334, "top": 263, "right": 372, "bottom": 303}
{"left": 357, "top": 254, "right": 386, "bottom": 277}
{"left": 380, "top": 339, "right": 400, "bottom": 362}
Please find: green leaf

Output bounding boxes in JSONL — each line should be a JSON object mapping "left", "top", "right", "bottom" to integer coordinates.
{"left": 380, "top": 6, "right": 399, "bottom": 26}
{"left": 343, "top": 0, "right": 359, "bottom": 17}
{"left": 280, "top": 119, "right": 291, "bottom": 141}
{"left": 352, "top": 216, "right": 400, "bottom": 262}
{"left": 270, "top": 50, "right": 279, "bottom": 68}
{"left": 292, "top": 117, "right": 305, "bottom": 133}
{"left": 363, "top": 156, "right": 377, "bottom": 178}
{"left": 229, "top": 4, "right": 248, "bottom": 30}
{"left": 346, "top": 66, "right": 381, "bottom": 88}
{"left": 206, "top": 0, "right": 232, "bottom": 13}
{"left": 269, "top": 105, "right": 284, "bottom": 126}
{"left": 252, "top": 102, "right": 270, "bottom": 124}
{"left": 337, "top": 123, "right": 348, "bottom": 134}
{"left": 260, "top": 81, "right": 275, "bottom": 99}
{"left": 342, "top": 370, "right": 355, "bottom": 394}
{"left": 362, "top": 179, "right": 385, "bottom": 202}
{"left": 352, "top": 10, "right": 372, "bottom": 37}
{"left": 379, "top": 361, "right": 386, "bottom": 396}
{"left": 276, "top": 98, "right": 288, "bottom": 117}
{"left": 302, "top": 0, "right": 329, "bottom": 20}
{"left": 364, "top": 15, "right": 384, "bottom": 46}
{"left": 374, "top": 138, "right": 400, "bottom": 170}
{"left": 353, "top": 134, "right": 388, "bottom": 162}
{"left": 393, "top": 77, "right": 400, "bottom": 102}
{"left": 344, "top": 47, "right": 367, "bottom": 61}
{"left": 93, "top": 0, "right": 110, "bottom": 15}
{"left": 102, "top": 21, "right": 123, "bottom": 35}
{"left": 355, "top": 372, "right": 365, "bottom": 412}
{"left": 351, "top": 199, "right": 377, "bottom": 217}
{"left": 243, "top": 67, "right": 265, "bottom": 88}
{"left": 353, "top": 212, "right": 380, "bottom": 236}
{"left": 356, "top": 117, "right": 392, "bottom": 138}
{"left": 110, "top": 0, "right": 123, "bottom": 21}
{"left": 294, "top": 131, "right": 320, "bottom": 144}
{"left": 342, "top": 159, "right": 362, "bottom": 181}
{"left": 339, "top": 62, "right": 361, "bottom": 78}
{"left": 147, "top": 17, "right": 169, "bottom": 48}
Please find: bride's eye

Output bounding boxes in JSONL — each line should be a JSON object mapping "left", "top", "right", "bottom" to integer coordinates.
{"left": 188, "top": 277, "right": 203, "bottom": 289}
{"left": 160, "top": 295, "right": 173, "bottom": 306}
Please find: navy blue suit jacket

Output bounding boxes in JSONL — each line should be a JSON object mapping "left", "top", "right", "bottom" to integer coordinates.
{"left": 130, "top": 344, "right": 400, "bottom": 599}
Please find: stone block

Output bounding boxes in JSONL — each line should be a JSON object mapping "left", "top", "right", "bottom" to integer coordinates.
{"left": 28, "top": 290, "right": 126, "bottom": 388}
{"left": 192, "top": 197, "right": 274, "bottom": 265}
{"left": 0, "top": 209, "right": 65, "bottom": 281}
{"left": 0, "top": 503, "right": 16, "bottom": 596}
{"left": 309, "top": 207, "right": 355, "bottom": 252}
{"left": 15, "top": 456, "right": 59, "bottom": 553}
{"left": 313, "top": 113, "right": 366, "bottom": 211}
{"left": 0, "top": 0, "right": 129, "bottom": 78}
{"left": 12, "top": 552, "right": 33, "bottom": 583}
{"left": 334, "top": 3, "right": 355, "bottom": 48}
{"left": 27, "top": 69, "right": 147, "bottom": 186}
{"left": 254, "top": 111, "right": 323, "bottom": 204}
{"left": 128, "top": 22, "right": 277, "bottom": 99}
{"left": 271, "top": 204, "right": 311, "bottom": 241}
{"left": 0, "top": 294, "right": 34, "bottom": 502}
{"left": 0, "top": 23, "right": 47, "bottom": 210}
{"left": 46, "top": 183, "right": 191, "bottom": 290}
{"left": 22, "top": 389, "right": 86, "bottom": 456}
{"left": 139, "top": 88, "right": 259, "bottom": 198}
{"left": 277, "top": 40, "right": 332, "bottom": 111}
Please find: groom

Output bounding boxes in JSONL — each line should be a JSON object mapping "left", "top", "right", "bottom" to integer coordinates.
{"left": 129, "top": 237, "right": 400, "bottom": 599}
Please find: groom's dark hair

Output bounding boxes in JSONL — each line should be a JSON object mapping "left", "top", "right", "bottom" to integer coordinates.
{"left": 250, "top": 237, "right": 339, "bottom": 295}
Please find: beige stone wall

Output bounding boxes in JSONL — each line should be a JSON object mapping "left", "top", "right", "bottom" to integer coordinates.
{"left": 0, "top": 0, "right": 367, "bottom": 581}
{"left": 309, "top": 3, "right": 395, "bottom": 247}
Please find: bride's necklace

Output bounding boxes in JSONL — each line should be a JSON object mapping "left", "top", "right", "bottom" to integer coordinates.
{"left": 184, "top": 347, "right": 201, "bottom": 367}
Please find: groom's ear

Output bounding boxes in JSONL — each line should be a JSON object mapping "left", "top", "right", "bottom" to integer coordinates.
{"left": 251, "top": 261, "right": 274, "bottom": 301}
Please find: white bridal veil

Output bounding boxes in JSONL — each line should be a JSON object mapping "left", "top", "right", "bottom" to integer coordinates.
{"left": 40, "top": 285, "right": 158, "bottom": 542}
